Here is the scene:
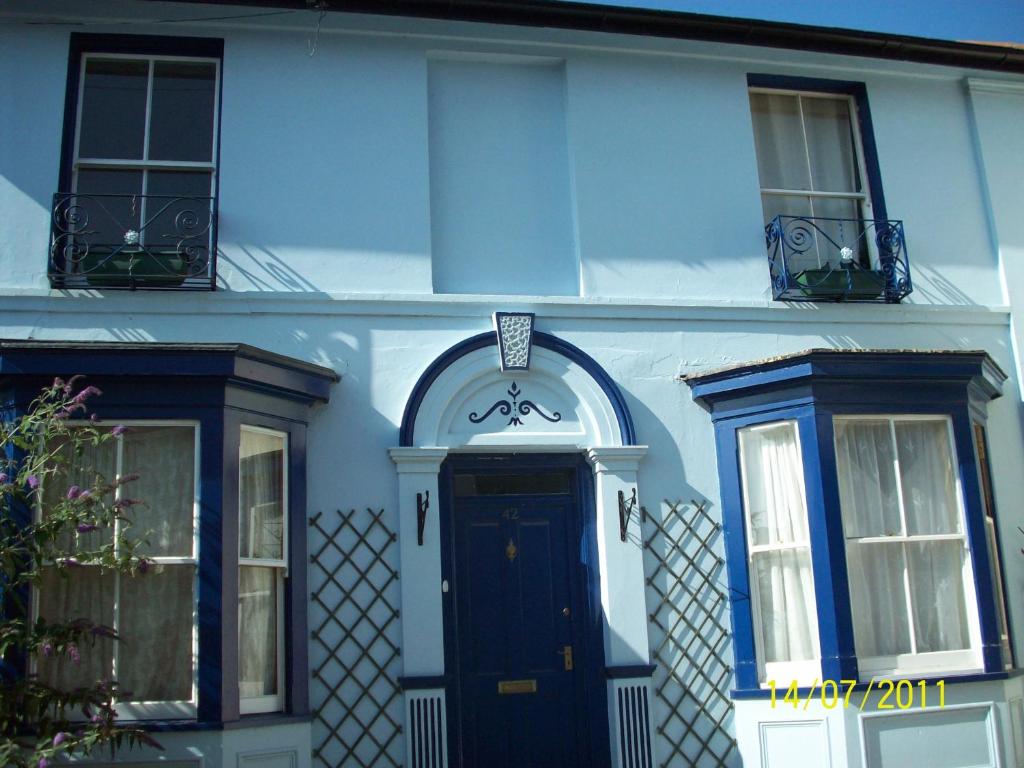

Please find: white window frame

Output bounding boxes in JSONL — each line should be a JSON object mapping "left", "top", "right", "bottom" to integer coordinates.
{"left": 71, "top": 52, "right": 221, "bottom": 248}
{"left": 33, "top": 421, "right": 201, "bottom": 721}
{"left": 738, "top": 420, "right": 821, "bottom": 686}
{"left": 749, "top": 87, "right": 875, "bottom": 220}
{"left": 238, "top": 425, "right": 288, "bottom": 716}
{"left": 833, "top": 414, "right": 984, "bottom": 679}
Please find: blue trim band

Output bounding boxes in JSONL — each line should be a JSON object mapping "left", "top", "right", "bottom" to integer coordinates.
{"left": 398, "top": 330, "right": 636, "bottom": 446}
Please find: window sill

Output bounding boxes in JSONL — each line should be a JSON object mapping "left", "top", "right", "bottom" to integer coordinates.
{"left": 731, "top": 670, "right": 1010, "bottom": 700}
{"left": 120, "top": 713, "right": 312, "bottom": 732}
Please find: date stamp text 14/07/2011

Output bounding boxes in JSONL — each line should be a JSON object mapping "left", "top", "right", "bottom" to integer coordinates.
{"left": 769, "top": 679, "right": 946, "bottom": 711}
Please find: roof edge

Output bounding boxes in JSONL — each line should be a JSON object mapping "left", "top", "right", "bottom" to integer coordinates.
{"left": 149, "top": 0, "right": 1024, "bottom": 74}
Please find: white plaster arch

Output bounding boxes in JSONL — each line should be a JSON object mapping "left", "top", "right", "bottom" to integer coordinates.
{"left": 411, "top": 345, "right": 623, "bottom": 449}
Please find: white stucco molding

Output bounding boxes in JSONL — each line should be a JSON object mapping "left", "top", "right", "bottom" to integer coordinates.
{"left": 586, "top": 446, "right": 649, "bottom": 473}
{"left": 389, "top": 446, "right": 449, "bottom": 471}
{"left": 966, "top": 77, "right": 1024, "bottom": 97}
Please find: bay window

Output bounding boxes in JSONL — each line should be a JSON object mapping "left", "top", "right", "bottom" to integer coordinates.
{"left": 2, "top": 340, "right": 337, "bottom": 726}
{"left": 687, "top": 349, "right": 1010, "bottom": 693}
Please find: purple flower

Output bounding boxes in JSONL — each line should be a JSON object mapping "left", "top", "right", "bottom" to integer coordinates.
{"left": 27, "top": 475, "right": 40, "bottom": 490}
{"left": 76, "top": 523, "right": 97, "bottom": 534}
{"left": 137, "top": 559, "right": 150, "bottom": 574}
{"left": 59, "top": 557, "right": 82, "bottom": 568}
{"left": 90, "top": 713, "right": 103, "bottom": 724}
{"left": 38, "top": 757, "right": 49, "bottom": 768}
{"left": 68, "top": 644, "right": 80, "bottom": 665}
{"left": 53, "top": 731, "right": 69, "bottom": 747}
{"left": 0, "top": 472, "right": 7, "bottom": 483}
{"left": 66, "top": 485, "right": 81, "bottom": 500}
{"left": 70, "top": 385, "right": 102, "bottom": 404}
{"left": 41, "top": 641, "right": 53, "bottom": 657}
{"left": 111, "top": 424, "right": 127, "bottom": 437}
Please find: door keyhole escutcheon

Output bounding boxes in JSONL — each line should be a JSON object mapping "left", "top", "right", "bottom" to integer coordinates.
{"left": 557, "top": 645, "right": 573, "bottom": 671}
{"left": 505, "top": 538, "right": 518, "bottom": 562}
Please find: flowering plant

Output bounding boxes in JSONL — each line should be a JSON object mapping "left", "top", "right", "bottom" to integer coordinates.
{"left": 0, "top": 378, "right": 160, "bottom": 766}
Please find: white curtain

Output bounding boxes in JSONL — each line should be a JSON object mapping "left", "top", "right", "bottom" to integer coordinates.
{"left": 239, "top": 431, "right": 285, "bottom": 561}
{"left": 122, "top": 426, "right": 195, "bottom": 557}
{"left": 836, "top": 418, "right": 969, "bottom": 658}
{"left": 119, "top": 564, "right": 195, "bottom": 701}
{"left": 741, "top": 424, "right": 819, "bottom": 664}
{"left": 239, "top": 566, "right": 278, "bottom": 697}
{"left": 38, "top": 425, "right": 196, "bottom": 702}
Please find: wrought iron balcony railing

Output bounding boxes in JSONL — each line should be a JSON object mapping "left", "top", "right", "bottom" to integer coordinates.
{"left": 49, "top": 193, "right": 217, "bottom": 290}
{"left": 765, "top": 215, "right": 912, "bottom": 303}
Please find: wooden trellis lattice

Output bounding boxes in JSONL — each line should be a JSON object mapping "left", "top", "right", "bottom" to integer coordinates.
{"left": 310, "top": 508, "right": 403, "bottom": 768}
{"left": 643, "top": 499, "right": 737, "bottom": 768}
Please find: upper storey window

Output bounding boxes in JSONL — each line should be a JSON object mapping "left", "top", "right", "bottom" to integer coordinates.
{"left": 749, "top": 88, "right": 874, "bottom": 251}
{"left": 50, "top": 35, "right": 222, "bottom": 290}
{"left": 748, "top": 76, "right": 911, "bottom": 303}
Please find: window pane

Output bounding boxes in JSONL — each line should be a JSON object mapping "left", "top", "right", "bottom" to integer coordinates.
{"left": 749, "top": 92, "right": 811, "bottom": 191}
{"left": 240, "top": 431, "right": 286, "bottom": 560}
{"left": 145, "top": 171, "right": 214, "bottom": 258}
{"left": 122, "top": 426, "right": 195, "bottom": 557}
{"left": 36, "top": 567, "right": 115, "bottom": 689}
{"left": 118, "top": 565, "right": 194, "bottom": 701}
{"left": 895, "top": 421, "right": 961, "bottom": 535}
{"left": 78, "top": 59, "right": 148, "bottom": 160}
{"left": 835, "top": 419, "right": 901, "bottom": 538}
{"left": 906, "top": 541, "right": 970, "bottom": 653}
{"left": 847, "top": 542, "right": 911, "bottom": 656}
{"left": 42, "top": 433, "right": 118, "bottom": 551}
{"left": 239, "top": 566, "right": 279, "bottom": 699}
{"left": 739, "top": 423, "right": 809, "bottom": 547}
{"left": 149, "top": 61, "right": 216, "bottom": 162}
{"left": 801, "top": 96, "right": 859, "bottom": 193}
{"left": 74, "top": 169, "right": 144, "bottom": 249}
{"left": 752, "top": 550, "right": 819, "bottom": 663}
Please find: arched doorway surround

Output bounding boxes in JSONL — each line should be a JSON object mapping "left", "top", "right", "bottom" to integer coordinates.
{"left": 390, "top": 328, "right": 656, "bottom": 768}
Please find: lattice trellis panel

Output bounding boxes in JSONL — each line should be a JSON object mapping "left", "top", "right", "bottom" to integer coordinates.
{"left": 643, "top": 500, "right": 737, "bottom": 768}
{"left": 310, "top": 508, "right": 403, "bottom": 768}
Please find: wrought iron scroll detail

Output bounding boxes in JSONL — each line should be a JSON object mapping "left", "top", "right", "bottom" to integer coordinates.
{"left": 48, "top": 192, "right": 216, "bottom": 290}
{"left": 618, "top": 488, "right": 637, "bottom": 543}
{"left": 764, "top": 214, "right": 912, "bottom": 303}
{"left": 416, "top": 491, "right": 429, "bottom": 546}
{"left": 310, "top": 508, "right": 402, "bottom": 768}
{"left": 468, "top": 382, "right": 562, "bottom": 427}
{"left": 643, "top": 500, "right": 735, "bottom": 767}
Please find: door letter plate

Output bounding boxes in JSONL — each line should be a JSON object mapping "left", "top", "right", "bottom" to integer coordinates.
{"left": 497, "top": 679, "right": 537, "bottom": 695}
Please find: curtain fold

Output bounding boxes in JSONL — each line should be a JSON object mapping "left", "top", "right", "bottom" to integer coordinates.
{"left": 741, "top": 424, "right": 818, "bottom": 665}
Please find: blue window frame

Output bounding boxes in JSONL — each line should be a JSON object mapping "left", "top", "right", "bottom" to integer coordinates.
{"left": 687, "top": 350, "right": 1010, "bottom": 694}
{"left": 1, "top": 341, "right": 337, "bottom": 725}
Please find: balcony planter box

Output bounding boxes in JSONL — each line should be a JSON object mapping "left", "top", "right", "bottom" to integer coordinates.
{"left": 80, "top": 250, "right": 188, "bottom": 288}
{"left": 792, "top": 267, "right": 886, "bottom": 300}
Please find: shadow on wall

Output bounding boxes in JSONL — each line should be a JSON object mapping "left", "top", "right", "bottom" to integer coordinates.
{"left": 216, "top": 245, "right": 324, "bottom": 293}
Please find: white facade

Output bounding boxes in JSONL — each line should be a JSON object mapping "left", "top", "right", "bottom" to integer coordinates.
{"left": 2, "top": 2, "right": 1024, "bottom": 767}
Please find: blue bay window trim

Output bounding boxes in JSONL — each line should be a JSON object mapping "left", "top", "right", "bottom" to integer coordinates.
{"left": 0, "top": 340, "right": 337, "bottom": 726}
{"left": 688, "top": 349, "right": 1007, "bottom": 694}
{"left": 746, "top": 73, "right": 888, "bottom": 224}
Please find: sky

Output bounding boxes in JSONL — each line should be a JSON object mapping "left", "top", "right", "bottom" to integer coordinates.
{"left": 567, "top": 0, "right": 1024, "bottom": 44}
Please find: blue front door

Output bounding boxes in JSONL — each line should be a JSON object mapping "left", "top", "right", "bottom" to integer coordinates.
{"left": 448, "top": 464, "right": 596, "bottom": 767}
